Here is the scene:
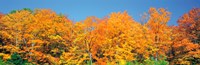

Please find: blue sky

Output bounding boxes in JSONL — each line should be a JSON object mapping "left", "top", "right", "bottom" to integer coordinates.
{"left": 0, "top": 0, "right": 200, "bottom": 25}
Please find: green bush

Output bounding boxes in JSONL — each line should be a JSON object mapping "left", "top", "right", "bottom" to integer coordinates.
{"left": 124, "top": 57, "right": 169, "bottom": 65}
{"left": 6, "top": 52, "right": 34, "bottom": 65}
{"left": 0, "top": 58, "right": 7, "bottom": 65}
{"left": 144, "top": 57, "right": 169, "bottom": 65}
{"left": 126, "top": 61, "right": 136, "bottom": 65}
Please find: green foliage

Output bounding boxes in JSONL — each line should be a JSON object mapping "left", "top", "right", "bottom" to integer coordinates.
{"left": 22, "top": 8, "right": 33, "bottom": 13}
{"left": 132, "top": 61, "right": 144, "bottom": 65}
{"left": 86, "top": 59, "right": 93, "bottom": 65}
{"left": 126, "top": 61, "right": 134, "bottom": 65}
{"left": 0, "top": 56, "right": 12, "bottom": 65}
{"left": 9, "top": 8, "right": 32, "bottom": 14}
{"left": 105, "top": 60, "right": 168, "bottom": 65}
{"left": 128, "top": 57, "right": 169, "bottom": 65}
{"left": 6, "top": 53, "right": 34, "bottom": 65}
{"left": 144, "top": 57, "right": 168, "bottom": 65}
{"left": 58, "top": 13, "right": 65, "bottom": 17}
{"left": 0, "top": 58, "right": 7, "bottom": 65}
{"left": 10, "top": 10, "right": 16, "bottom": 14}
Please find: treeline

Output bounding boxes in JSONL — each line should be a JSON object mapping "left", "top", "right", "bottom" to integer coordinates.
{"left": 0, "top": 8, "right": 199, "bottom": 65}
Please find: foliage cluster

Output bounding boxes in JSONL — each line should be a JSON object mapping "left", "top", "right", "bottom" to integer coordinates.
{"left": 0, "top": 8, "right": 200, "bottom": 65}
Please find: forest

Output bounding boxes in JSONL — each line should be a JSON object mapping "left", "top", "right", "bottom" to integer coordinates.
{"left": 0, "top": 7, "right": 200, "bottom": 65}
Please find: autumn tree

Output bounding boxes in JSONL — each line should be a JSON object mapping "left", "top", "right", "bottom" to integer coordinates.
{"left": 1, "top": 7, "right": 200, "bottom": 65}
{"left": 0, "top": 9, "right": 34, "bottom": 51}
{"left": 60, "top": 16, "right": 98, "bottom": 65}
{"left": 178, "top": 8, "right": 200, "bottom": 43}
{"left": 145, "top": 7, "right": 172, "bottom": 61}
{"left": 93, "top": 11, "right": 152, "bottom": 64}
{"left": 167, "top": 26, "right": 200, "bottom": 64}
{"left": 168, "top": 8, "right": 200, "bottom": 64}
{"left": 0, "top": 9, "right": 72, "bottom": 64}
{"left": 26, "top": 9, "right": 72, "bottom": 64}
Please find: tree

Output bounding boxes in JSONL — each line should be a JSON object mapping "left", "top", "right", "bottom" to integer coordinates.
{"left": 60, "top": 16, "right": 99, "bottom": 65}
{"left": 26, "top": 9, "right": 71, "bottom": 64}
{"left": 168, "top": 8, "right": 200, "bottom": 64}
{"left": 95, "top": 11, "right": 151, "bottom": 64}
{"left": 166, "top": 25, "right": 200, "bottom": 65}
{"left": 145, "top": 7, "right": 171, "bottom": 61}
{"left": 177, "top": 8, "right": 200, "bottom": 43}
{"left": 0, "top": 9, "right": 72, "bottom": 64}
{"left": 1, "top": 8, "right": 200, "bottom": 65}
{"left": 0, "top": 9, "right": 34, "bottom": 51}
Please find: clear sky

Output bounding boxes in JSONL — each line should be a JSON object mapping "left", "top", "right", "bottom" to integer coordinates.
{"left": 0, "top": 0, "right": 200, "bottom": 25}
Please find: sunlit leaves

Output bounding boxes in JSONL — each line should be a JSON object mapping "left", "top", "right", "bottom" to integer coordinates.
{"left": 178, "top": 8, "right": 200, "bottom": 43}
{"left": 169, "top": 8, "right": 200, "bottom": 64}
{"left": 0, "top": 8, "right": 200, "bottom": 65}
{"left": 145, "top": 8, "right": 172, "bottom": 59}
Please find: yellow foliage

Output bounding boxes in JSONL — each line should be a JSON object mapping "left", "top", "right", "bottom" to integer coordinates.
{"left": 0, "top": 53, "right": 11, "bottom": 60}
{"left": 0, "top": 8, "right": 199, "bottom": 65}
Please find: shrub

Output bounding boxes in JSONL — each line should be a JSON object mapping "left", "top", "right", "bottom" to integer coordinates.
{"left": 6, "top": 52, "right": 35, "bottom": 65}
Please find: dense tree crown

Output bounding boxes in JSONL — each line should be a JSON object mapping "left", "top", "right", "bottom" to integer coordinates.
{"left": 0, "top": 8, "right": 200, "bottom": 65}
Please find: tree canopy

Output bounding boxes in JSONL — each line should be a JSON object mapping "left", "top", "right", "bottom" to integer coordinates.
{"left": 0, "top": 8, "right": 200, "bottom": 65}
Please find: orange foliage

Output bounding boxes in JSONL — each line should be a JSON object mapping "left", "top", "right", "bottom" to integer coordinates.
{"left": 0, "top": 8, "right": 200, "bottom": 65}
